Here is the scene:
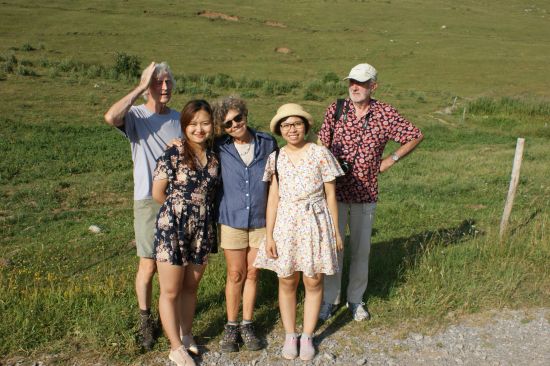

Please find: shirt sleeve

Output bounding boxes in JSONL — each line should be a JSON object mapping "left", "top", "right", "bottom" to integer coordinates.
{"left": 153, "top": 151, "right": 169, "bottom": 181}
{"left": 262, "top": 151, "right": 276, "bottom": 182}
{"left": 319, "top": 146, "right": 344, "bottom": 182}
{"left": 318, "top": 102, "right": 338, "bottom": 147}
{"left": 118, "top": 107, "right": 137, "bottom": 141}
{"left": 387, "top": 107, "right": 423, "bottom": 145}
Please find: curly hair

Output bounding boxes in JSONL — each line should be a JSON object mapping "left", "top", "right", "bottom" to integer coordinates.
{"left": 212, "top": 96, "right": 248, "bottom": 135}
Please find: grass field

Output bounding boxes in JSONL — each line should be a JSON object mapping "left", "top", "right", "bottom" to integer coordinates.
{"left": 1, "top": 0, "right": 549, "bottom": 364}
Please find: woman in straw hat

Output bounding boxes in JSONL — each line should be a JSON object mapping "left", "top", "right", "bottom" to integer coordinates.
{"left": 254, "top": 103, "right": 344, "bottom": 361}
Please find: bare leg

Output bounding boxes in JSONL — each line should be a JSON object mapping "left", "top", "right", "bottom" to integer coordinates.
{"left": 179, "top": 263, "right": 207, "bottom": 336}
{"left": 302, "top": 273, "right": 324, "bottom": 335}
{"left": 242, "top": 247, "right": 259, "bottom": 321}
{"left": 136, "top": 257, "right": 157, "bottom": 310}
{"left": 278, "top": 273, "right": 300, "bottom": 334}
{"left": 157, "top": 261, "right": 185, "bottom": 350}
{"left": 223, "top": 249, "right": 247, "bottom": 322}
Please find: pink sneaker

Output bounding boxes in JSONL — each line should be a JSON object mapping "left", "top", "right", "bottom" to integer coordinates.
{"left": 300, "top": 336, "right": 315, "bottom": 361}
{"left": 168, "top": 345, "right": 196, "bottom": 366}
{"left": 282, "top": 334, "right": 298, "bottom": 360}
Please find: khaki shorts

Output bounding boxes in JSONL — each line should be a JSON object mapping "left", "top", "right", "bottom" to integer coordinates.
{"left": 134, "top": 199, "right": 161, "bottom": 258}
{"left": 219, "top": 225, "right": 265, "bottom": 250}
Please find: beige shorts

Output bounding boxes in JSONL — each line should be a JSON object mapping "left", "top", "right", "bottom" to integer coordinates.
{"left": 219, "top": 225, "right": 266, "bottom": 250}
{"left": 134, "top": 199, "right": 161, "bottom": 258}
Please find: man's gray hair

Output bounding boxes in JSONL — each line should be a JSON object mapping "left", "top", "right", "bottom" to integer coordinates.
{"left": 142, "top": 62, "right": 176, "bottom": 101}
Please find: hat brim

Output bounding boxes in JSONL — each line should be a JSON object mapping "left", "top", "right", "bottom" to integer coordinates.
{"left": 269, "top": 106, "right": 313, "bottom": 134}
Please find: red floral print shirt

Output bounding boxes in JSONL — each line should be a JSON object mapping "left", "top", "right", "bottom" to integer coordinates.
{"left": 318, "top": 98, "right": 423, "bottom": 203}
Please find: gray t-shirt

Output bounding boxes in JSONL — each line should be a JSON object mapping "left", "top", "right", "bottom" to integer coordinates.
{"left": 120, "top": 104, "right": 181, "bottom": 200}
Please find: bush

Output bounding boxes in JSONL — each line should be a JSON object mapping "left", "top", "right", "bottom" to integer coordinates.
{"left": 113, "top": 52, "right": 141, "bottom": 80}
{"left": 2, "top": 54, "right": 18, "bottom": 74}
{"left": 21, "top": 43, "right": 36, "bottom": 52}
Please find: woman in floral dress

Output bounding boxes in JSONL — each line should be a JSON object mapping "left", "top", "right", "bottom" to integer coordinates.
{"left": 152, "top": 99, "right": 219, "bottom": 366}
{"left": 254, "top": 103, "right": 344, "bottom": 361}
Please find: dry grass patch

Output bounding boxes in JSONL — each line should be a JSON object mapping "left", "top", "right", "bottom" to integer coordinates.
{"left": 197, "top": 10, "right": 239, "bottom": 21}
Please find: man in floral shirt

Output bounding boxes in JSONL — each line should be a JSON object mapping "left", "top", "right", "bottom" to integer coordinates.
{"left": 318, "top": 63, "right": 423, "bottom": 321}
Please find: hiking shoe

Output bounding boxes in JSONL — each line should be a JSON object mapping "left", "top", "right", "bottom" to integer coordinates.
{"left": 299, "top": 336, "right": 316, "bottom": 361}
{"left": 220, "top": 324, "right": 240, "bottom": 352}
{"left": 181, "top": 334, "right": 199, "bottom": 355}
{"left": 282, "top": 334, "right": 298, "bottom": 360}
{"left": 347, "top": 302, "right": 371, "bottom": 321}
{"left": 168, "top": 345, "right": 196, "bottom": 366}
{"left": 139, "top": 313, "right": 155, "bottom": 350}
{"left": 318, "top": 301, "right": 334, "bottom": 321}
{"left": 240, "top": 322, "right": 262, "bottom": 350}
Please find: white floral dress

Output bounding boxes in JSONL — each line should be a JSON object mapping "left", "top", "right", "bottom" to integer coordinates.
{"left": 254, "top": 143, "right": 344, "bottom": 278}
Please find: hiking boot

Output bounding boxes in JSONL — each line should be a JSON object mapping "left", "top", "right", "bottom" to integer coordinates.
{"left": 347, "top": 302, "right": 371, "bottom": 321}
{"left": 220, "top": 324, "right": 240, "bottom": 352}
{"left": 139, "top": 313, "right": 155, "bottom": 350}
{"left": 240, "top": 322, "right": 262, "bottom": 351}
{"left": 169, "top": 345, "right": 196, "bottom": 366}
{"left": 318, "top": 301, "right": 334, "bottom": 321}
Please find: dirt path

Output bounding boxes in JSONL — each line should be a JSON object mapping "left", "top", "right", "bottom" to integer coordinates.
{"left": 5, "top": 308, "right": 549, "bottom": 365}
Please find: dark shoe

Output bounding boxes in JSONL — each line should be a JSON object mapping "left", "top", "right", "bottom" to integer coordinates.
{"left": 220, "top": 324, "right": 240, "bottom": 352}
{"left": 240, "top": 322, "right": 262, "bottom": 351}
{"left": 139, "top": 313, "right": 155, "bottom": 350}
{"left": 319, "top": 301, "right": 335, "bottom": 321}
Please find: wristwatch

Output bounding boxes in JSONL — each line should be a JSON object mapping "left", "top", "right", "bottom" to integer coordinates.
{"left": 391, "top": 153, "right": 400, "bottom": 162}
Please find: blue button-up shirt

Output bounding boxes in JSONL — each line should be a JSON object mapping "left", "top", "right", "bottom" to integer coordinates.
{"left": 215, "top": 128, "right": 278, "bottom": 229}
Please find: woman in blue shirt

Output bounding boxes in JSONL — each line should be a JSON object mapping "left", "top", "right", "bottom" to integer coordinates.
{"left": 213, "top": 96, "right": 277, "bottom": 352}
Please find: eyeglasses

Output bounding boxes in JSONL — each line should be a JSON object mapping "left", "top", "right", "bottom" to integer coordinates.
{"left": 280, "top": 120, "right": 305, "bottom": 131}
{"left": 222, "top": 113, "right": 244, "bottom": 129}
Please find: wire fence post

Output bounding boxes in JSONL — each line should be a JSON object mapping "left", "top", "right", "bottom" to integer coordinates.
{"left": 499, "top": 138, "right": 525, "bottom": 241}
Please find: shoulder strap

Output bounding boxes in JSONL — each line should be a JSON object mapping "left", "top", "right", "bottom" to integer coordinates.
{"left": 329, "top": 99, "right": 346, "bottom": 147}
{"left": 274, "top": 148, "right": 280, "bottom": 183}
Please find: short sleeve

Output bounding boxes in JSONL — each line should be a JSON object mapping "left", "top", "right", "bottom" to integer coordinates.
{"left": 153, "top": 152, "right": 169, "bottom": 181}
{"left": 387, "top": 107, "right": 423, "bottom": 144}
{"left": 318, "top": 146, "right": 344, "bottom": 182}
{"left": 262, "top": 151, "right": 276, "bottom": 182}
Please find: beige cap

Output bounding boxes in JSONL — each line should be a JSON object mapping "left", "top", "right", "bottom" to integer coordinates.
{"left": 269, "top": 103, "right": 314, "bottom": 134}
{"left": 344, "top": 63, "right": 378, "bottom": 82}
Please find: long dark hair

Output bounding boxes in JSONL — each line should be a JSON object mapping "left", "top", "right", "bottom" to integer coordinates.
{"left": 180, "top": 99, "right": 213, "bottom": 170}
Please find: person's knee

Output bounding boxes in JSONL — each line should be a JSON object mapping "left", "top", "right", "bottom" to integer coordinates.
{"left": 227, "top": 268, "right": 245, "bottom": 285}
{"left": 246, "top": 266, "right": 259, "bottom": 282}
{"left": 161, "top": 285, "right": 179, "bottom": 301}
{"left": 279, "top": 276, "right": 298, "bottom": 292}
{"left": 303, "top": 275, "right": 323, "bottom": 292}
{"left": 137, "top": 259, "right": 156, "bottom": 280}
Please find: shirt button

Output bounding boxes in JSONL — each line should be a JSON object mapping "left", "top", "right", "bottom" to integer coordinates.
{"left": 246, "top": 193, "right": 249, "bottom": 197}
{"left": 245, "top": 180, "right": 249, "bottom": 183}
{"left": 246, "top": 206, "right": 250, "bottom": 210}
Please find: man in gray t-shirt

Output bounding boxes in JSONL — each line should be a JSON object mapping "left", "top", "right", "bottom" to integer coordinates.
{"left": 104, "top": 61, "right": 181, "bottom": 350}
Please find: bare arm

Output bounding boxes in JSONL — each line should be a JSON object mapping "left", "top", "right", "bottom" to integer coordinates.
{"left": 265, "top": 177, "right": 280, "bottom": 259}
{"left": 103, "top": 62, "right": 156, "bottom": 127}
{"left": 324, "top": 180, "right": 343, "bottom": 251}
{"left": 152, "top": 179, "right": 168, "bottom": 204}
{"left": 380, "top": 135, "right": 424, "bottom": 173}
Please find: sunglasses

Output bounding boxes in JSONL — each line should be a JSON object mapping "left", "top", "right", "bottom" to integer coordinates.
{"left": 222, "top": 113, "right": 244, "bottom": 129}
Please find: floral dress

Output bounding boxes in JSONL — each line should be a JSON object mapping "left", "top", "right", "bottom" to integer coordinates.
{"left": 254, "top": 143, "right": 344, "bottom": 277}
{"left": 153, "top": 145, "right": 220, "bottom": 266}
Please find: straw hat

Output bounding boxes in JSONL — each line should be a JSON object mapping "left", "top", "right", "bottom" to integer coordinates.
{"left": 269, "top": 103, "right": 314, "bottom": 134}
